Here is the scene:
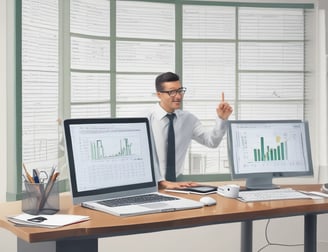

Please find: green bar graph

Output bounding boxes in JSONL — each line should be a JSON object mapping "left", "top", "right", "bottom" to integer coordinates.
{"left": 253, "top": 136, "right": 288, "bottom": 162}
{"left": 90, "top": 138, "right": 133, "bottom": 160}
{"left": 281, "top": 142, "right": 284, "bottom": 160}
{"left": 254, "top": 149, "right": 257, "bottom": 161}
{"left": 261, "top": 137, "right": 265, "bottom": 161}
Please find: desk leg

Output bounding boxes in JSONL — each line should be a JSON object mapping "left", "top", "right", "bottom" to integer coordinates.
{"left": 18, "top": 238, "right": 56, "bottom": 252}
{"left": 241, "top": 220, "right": 252, "bottom": 252}
{"left": 304, "top": 214, "right": 317, "bottom": 252}
{"left": 18, "top": 238, "right": 98, "bottom": 252}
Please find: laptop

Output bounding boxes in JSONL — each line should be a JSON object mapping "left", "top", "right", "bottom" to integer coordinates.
{"left": 63, "top": 117, "right": 203, "bottom": 216}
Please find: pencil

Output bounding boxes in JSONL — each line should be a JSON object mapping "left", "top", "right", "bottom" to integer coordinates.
{"left": 23, "top": 163, "right": 34, "bottom": 183}
{"left": 38, "top": 172, "right": 60, "bottom": 210}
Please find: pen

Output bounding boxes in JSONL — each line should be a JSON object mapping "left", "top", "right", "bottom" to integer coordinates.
{"left": 33, "top": 169, "right": 40, "bottom": 183}
{"left": 48, "top": 166, "right": 56, "bottom": 181}
{"left": 39, "top": 172, "right": 60, "bottom": 210}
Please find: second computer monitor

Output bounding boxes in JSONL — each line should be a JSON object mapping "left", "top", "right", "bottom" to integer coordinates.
{"left": 227, "top": 120, "right": 313, "bottom": 190}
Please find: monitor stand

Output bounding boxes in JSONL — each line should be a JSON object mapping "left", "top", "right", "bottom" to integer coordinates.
{"left": 245, "top": 174, "right": 280, "bottom": 190}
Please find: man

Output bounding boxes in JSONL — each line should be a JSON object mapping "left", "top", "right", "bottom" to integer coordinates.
{"left": 147, "top": 72, "right": 233, "bottom": 189}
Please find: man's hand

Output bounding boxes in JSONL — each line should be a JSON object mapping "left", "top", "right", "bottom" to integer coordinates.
{"left": 158, "top": 180, "right": 199, "bottom": 190}
{"left": 216, "top": 92, "right": 233, "bottom": 120}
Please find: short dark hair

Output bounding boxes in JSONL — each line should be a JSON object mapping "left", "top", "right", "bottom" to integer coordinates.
{"left": 155, "top": 72, "right": 180, "bottom": 91}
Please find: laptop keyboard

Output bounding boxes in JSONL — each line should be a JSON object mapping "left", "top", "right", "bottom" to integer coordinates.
{"left": 98, "top": 194, "right": 179, "bottom": 207}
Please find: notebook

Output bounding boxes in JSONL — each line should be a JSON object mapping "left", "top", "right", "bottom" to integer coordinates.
{"left": 63, "top": 117, "right": 203, "bottom": 216}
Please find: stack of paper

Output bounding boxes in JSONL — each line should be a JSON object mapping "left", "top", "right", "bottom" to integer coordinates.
{"left": 7, "top": 213, "right": 90, "bottom": 228}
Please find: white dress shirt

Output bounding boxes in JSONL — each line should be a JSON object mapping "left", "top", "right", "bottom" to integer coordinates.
{"left": 147, "top": 103, "right": 228, "bottom": 181}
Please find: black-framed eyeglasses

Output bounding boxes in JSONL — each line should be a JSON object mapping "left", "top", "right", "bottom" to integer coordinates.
{"left": 158, "top": 87, "right": 187, "bottom": 97}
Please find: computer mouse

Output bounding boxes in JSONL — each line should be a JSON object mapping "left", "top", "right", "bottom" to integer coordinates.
{"left": 321, "top": 183, "right": 328, "bottom": 193}
{"left": 199, "top": 196, "right": 217, "bottom": 206}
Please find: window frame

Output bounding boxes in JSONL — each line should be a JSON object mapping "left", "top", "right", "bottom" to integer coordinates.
{"left": 9, "top": 0, "right": 317, "bottom": 200}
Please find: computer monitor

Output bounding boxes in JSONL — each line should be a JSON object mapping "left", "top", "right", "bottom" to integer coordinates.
{"left": 227, "top": 120, "right": 313, "bottom": 190}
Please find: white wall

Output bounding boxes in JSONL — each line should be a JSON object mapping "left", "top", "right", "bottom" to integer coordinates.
{"left": 1, "top": 1, "right": 17, "bottom": 251}
{"left": 1, "top": 0, "right": 328, "bottom": 251}
{"left": 0, "top": 0, "right": 7, "bottom": 203}
{"left": 0, "top": 0, "right": 16, "bottom": 252}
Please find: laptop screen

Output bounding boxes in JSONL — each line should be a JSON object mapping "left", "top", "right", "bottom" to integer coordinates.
{"left": 64, "top": 118, "right": 157, "bottom": 204}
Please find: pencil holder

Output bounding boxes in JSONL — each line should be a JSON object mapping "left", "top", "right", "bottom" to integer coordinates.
{"left": 22, "top": 181, "right": 59, "bottom": 215}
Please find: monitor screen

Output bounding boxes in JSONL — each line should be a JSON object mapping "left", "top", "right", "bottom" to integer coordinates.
{"left": 227, "top": 120, "right": 313, "bottom": 189}
{"left": 64, "top": 118, "right": 157, "bottom": 204}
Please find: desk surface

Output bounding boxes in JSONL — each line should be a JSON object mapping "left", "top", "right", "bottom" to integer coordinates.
{"left": 1, "top": 184, "right": 328, "bottom": 244}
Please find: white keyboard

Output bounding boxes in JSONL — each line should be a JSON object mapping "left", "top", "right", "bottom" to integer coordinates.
{"left": 238, "top": 188, "right": 312, "bottom": 202}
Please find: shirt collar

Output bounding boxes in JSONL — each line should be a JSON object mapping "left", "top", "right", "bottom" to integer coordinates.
{"left": 154, "top": 103, "right": 181, "bottom": 120}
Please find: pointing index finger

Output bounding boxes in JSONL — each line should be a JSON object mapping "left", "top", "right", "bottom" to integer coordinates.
{"left": 221, "top": 92, "right": 224, "bottom": 102}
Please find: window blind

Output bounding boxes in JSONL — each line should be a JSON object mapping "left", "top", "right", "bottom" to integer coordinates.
{"left": 70, "top": 0, "right": 110, "bottom": 118}
{"left": 20, "top": 0, "right": 315, "bottom": 181}
{"left": 181, "top": 4, "right": 312, "bottom": 174}
{"left": 22, "top": 0, "right": 59, "bottom": 174}
{"left": 115, "top": 0, "right": 175, "bottom": 117}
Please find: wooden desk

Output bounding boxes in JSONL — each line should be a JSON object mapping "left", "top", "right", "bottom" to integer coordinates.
{"left": 0, "top": 184, "right": 328, "bottom": 252}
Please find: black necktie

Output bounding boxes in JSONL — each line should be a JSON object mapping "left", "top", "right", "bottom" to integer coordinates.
{"left": 166, "top": 113, "right": 176, "bottom": 181}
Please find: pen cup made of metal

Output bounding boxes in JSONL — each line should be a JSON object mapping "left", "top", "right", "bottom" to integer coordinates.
{"left": 22, "top": 181, "right": 59, "bottom": 215}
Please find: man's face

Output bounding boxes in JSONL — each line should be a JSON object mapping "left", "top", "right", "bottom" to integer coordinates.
{"left": 157, "top": 80, "right": 184, "bottom": 113}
